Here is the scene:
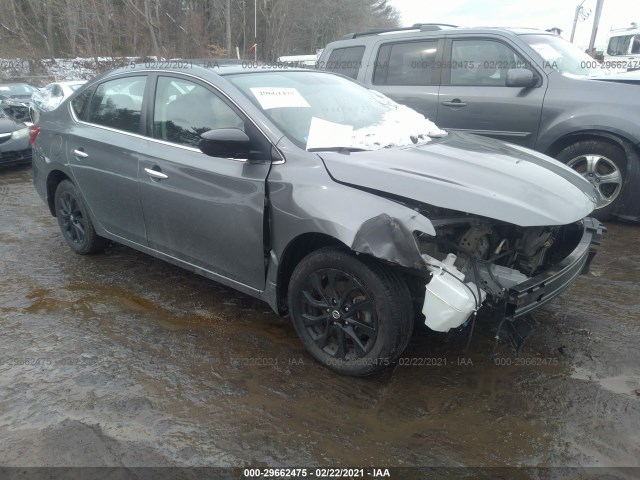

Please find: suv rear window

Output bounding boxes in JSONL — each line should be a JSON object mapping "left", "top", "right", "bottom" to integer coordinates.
{"left": 324, "top": 46, "right": 365, "bottom": 79}
{"left": 373, "top": 41, "right": 438, "bottom": 86}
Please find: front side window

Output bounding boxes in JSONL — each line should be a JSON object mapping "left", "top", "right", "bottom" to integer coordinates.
{"left": 324, "top": 46, "right": 365, "bottom": 80}
{"left": 373, "top": 41, "right": 438, "bottom": 86}
{"left": 153, "top": 76, "right": 244, "bottom": 148}
{"left": 450, "top": 40, "right": 528, "bottom": 86}
{"left": 87, "top": 76, "right": 147, "bottom": 133}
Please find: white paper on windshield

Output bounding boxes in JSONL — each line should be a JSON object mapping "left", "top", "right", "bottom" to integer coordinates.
{"left": 249, "top": 87, "right": 310, "bottom": 109}
{"left": 0, "top": 87, "right": 9, "bottom": 91}
{"left": 530, "top": 44, "right": 561, "bottom": 60}
{"left": 306, "top": 117, "right": 353, "bottom": 151}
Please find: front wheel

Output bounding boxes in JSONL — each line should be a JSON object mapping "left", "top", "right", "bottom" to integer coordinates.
{"left": 556, "top": 140, "right": 626, "bottom": 221}
{"left": 288, "top": 247, "right": 413, "bottom": 376}
{"left": 54, "top": 180, "right": 108, "bottom": 254}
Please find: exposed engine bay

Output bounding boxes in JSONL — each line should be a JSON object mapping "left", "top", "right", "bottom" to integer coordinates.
{"left": 416, "top": 215, "right": 585, "bottom": 332}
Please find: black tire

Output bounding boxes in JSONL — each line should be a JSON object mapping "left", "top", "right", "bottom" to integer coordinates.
{"left": 54, "top": 180, "right": 108, "bottom": 254}
{"left": 556, "top": 140, "right": 626, "bottom": 221}
{"left": 288, "top": 247, "right": 413, "bottom": 376}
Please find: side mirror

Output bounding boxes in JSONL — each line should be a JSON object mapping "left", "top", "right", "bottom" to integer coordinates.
{"left": 199, "top": 128, "right": 251, "bottom": 158}
{"left": 505, "top": 68, "right": 536, "bottom": 88}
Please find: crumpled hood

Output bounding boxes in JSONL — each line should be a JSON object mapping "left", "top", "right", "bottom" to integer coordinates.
{"left": 319, "top": 132, "right": 598, "bottom": 227}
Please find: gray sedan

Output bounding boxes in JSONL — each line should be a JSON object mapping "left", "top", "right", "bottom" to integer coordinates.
{"left": 31, "top": 66, "right": 603, "bottom": 375}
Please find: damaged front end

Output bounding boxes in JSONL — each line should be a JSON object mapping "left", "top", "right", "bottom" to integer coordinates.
{"left": 413, "top": 211, "right": 604, "bottom": 337}
{"left": 0, "top": 99, "right": 31, "bottom": 124}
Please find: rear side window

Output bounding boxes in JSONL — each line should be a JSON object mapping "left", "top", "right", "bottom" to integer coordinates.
{"left": 373, "top": 41, "right": 438, "bottom": 86}
{"left": 87, "top": 76, "right": 147, "bottom": 134}
{"left": 70, "top": 88, "right": 94, "bottom": 120}
{"left": 324, "top": 46, "right": 365, "bottom": 79}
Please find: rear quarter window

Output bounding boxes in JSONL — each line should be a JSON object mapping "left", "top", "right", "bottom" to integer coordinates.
{"left": 322, "top": 46, "right": 365, "bottom": 79}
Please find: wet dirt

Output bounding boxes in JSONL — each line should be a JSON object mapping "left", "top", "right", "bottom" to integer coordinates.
{"left": 0, "top": 165, "right": 639, "bottom": 469}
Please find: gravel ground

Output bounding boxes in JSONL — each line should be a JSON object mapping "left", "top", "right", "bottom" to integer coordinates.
{"left": 0, "top": 165, "right": 638, "bottom": 475}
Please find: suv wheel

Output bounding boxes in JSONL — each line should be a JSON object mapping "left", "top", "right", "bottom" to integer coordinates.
{"left": 288, "top": 247, "right": 413, "bottom": 376}
{"left": 556, "top": 140, "right": 626, "bottom": 221}
{"left": 54, "top": 180, "right": 108, "bottom": 254}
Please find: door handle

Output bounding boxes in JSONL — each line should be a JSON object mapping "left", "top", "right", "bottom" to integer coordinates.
{"left": 441, "top": 99, "right": 467, "bottom": 107}
{"left": 73, "top": 149, "right": 88, "bottom": 158}
{"left": 144, "top": 167, "right": 168, "bottom": 180}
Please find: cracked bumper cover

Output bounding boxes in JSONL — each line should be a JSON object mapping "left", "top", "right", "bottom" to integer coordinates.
{"left": 506, "top": 217, "right": 604, "bottom": 320}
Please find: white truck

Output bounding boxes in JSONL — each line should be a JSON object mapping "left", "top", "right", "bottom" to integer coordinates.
{"left": 604, "top": 23, "right": 640, "bottom": 72}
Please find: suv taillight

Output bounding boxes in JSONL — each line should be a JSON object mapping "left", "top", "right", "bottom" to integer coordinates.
{"left": 29, "top": 125, "right": 41, "bottom": 146}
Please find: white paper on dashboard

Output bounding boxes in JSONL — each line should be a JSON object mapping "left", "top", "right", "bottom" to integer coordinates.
{"left": 249, "top": 87, "right": 310, "bottom": 109}
{"left": 305, "top": 117, "right": 354, "bottom": 151}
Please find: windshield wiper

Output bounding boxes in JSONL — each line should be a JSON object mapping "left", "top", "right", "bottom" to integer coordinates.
{"left": 307, "top": 147, "right": 369, "bottom": 153}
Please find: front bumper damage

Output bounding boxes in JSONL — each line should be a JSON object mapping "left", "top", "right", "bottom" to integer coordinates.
{"left": 495, "top": 217, "right": 604, "bottom": 353}
{"left": 420, "top": 217, "right": 604, "bottom": 345}
{"left": 504, "top": 217, "right": 604, "bottom": 320}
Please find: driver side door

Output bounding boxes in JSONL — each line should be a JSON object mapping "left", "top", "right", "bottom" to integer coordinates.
{"left": 138, "top": 74, "right": 272, "bottom": 290}
{"left": 437, "top": 37, "right": 546, "bottom": 148}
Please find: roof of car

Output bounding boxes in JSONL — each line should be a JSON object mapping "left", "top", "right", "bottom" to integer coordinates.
{"left": 336, "top": 25, "right": 554, "bottom": 42}
{"left": 97, "top": 64, "right": 319, "bottom": 80}
{"left": 216, "top": 66, "right": 316, "bottom": 76}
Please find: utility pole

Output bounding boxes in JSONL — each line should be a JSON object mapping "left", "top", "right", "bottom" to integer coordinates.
{"left": 588, "top": 0, "right": 605, "bottom": 57}
{"left": 570, "top": 0, "right": 587, "bottom": 43}
{"left": 226, "top": 0, "right": 231, "bottom": 58}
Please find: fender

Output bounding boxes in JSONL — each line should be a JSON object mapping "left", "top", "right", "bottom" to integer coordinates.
{"left": 536, "top": 112, "right": 640, "bottom": 155}
{"left": 268, "top": 176, "right": 436, "bottom": 269}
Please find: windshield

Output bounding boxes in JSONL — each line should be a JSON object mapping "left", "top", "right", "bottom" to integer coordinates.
{"left": 521, "top": 34, "right": 604, "bottom": 77}
{"left": 226, "top": 71, "right": 445, "bottom": 151}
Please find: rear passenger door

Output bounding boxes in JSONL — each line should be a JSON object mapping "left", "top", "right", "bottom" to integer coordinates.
{"left": 67, "top": 75, "right": 149, "bottom": 245}
{"left": 365, "top": 39, "right": 443, "bottom": 123}
{"left": 437, "top": 37, "right": 546, "bottom": 147}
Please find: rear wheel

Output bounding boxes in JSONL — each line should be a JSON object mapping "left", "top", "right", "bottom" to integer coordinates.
{"left": 556, "top": 140, "right": 626, "bottom": 221}
{"left": 54, "top": 180, "right": 108, "bottom": 254}
{"left": 288, "top": 247, "right": 413, "bottom": 376}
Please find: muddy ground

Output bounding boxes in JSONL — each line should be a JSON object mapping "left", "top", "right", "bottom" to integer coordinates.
{"left": 0, "top": 165, "right": 639, "bottom": 473}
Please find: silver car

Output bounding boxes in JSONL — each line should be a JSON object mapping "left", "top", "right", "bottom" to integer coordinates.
{"left": 30, "top": 80, "right": 86, "bottom": 121}
{"left": 32, "top": 66, "right": 603, "bottom": 375}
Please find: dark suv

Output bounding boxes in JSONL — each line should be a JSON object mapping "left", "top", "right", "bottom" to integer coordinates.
{"left": 318, "top": 24, "right": 640, "bottom": 221}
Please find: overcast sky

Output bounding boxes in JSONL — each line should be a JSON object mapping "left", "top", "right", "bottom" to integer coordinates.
{"left": 390, "top": 0, "right": 638, "bottom": 49}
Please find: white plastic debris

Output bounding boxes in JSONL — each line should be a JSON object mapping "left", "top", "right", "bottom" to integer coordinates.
{"left": 422, "top": 254, "right": 486, "bottom": 332}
